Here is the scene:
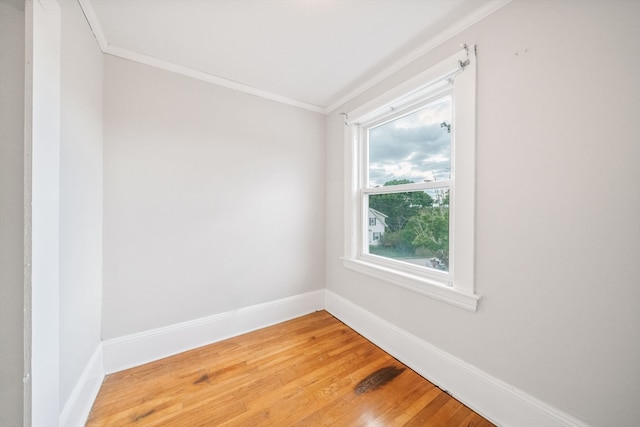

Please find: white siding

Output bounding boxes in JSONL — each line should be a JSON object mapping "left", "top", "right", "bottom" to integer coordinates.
{"left": 367, "top": 209, "right": 386, "bottom": 246}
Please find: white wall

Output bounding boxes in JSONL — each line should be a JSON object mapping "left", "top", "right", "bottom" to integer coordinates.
{"left": 0, "top": 0, "right": 26, "bottom": 425}
{"left": 1, "top": 1, "right": 104, "bottom": 423}
{"left": 28, "top": 0, "right": 61, "bottom": 423}
{"left": 58, "top": 0, "right": 104, "bottom": 417}
{"left": 325, "top": 1, "right": 639, "bottom": 426}
{"left": 102, "top": 55, "right": 325, "bottom": 339}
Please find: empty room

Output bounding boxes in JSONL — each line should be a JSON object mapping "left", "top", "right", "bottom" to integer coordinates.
{"left": 1, "top": 0, "right": 638, "bottom": 426}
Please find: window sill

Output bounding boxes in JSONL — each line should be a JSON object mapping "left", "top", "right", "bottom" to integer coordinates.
{"left": 342, "top": 257, "right": 480, "bottom": 312}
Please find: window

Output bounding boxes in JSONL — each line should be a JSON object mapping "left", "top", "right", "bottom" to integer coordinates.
{"left": 343, "top": 45, "right": 480, "bottom": 311}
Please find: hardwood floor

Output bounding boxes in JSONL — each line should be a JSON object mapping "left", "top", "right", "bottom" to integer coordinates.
{"left": 87, "top": 311, "right": 494, "bottom": 426}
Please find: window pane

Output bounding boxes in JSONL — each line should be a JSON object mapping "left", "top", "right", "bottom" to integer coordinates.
{"left": 368, "top": 97, "right": 451, "bottom": 187}
{"left": 367, "top": 189, "right": 449, "bottom": 272}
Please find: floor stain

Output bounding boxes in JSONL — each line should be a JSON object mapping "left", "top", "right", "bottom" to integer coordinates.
{"left": 354, "top": 366, "right": 405, "bottom": 395}
{"left": 194, "top": 374, "right": 209, "bottom": 384}
{"left": 132, "top": 409, "right": 155, "bottom": 422}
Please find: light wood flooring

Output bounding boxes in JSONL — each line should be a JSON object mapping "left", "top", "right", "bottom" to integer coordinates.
{"left": 87, "top": 311, "right": 494, "bottom": 426}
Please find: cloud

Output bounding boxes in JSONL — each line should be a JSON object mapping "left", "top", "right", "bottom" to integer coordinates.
{"left": 368, "top": 99, "right": 451, "bottom": 186}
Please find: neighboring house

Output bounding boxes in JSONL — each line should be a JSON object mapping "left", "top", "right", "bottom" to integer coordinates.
{"left": 368, "top": 208, "right": 388, "bottom": 246}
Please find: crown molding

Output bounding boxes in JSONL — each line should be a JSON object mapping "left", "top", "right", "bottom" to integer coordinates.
{"left": 76, "top": 0, "right": 511, "bottom": 115}
{"left": 323, "top": 0, "right": 511, "bottom": 114}
{"left": 103, "top": 45, "right": 326, "bottom": 113}
{"left": 77, "top": 0, "right": 107, "bottom": 51}
{"left": 75, "top": 0, "right": 325, "bottom": 113}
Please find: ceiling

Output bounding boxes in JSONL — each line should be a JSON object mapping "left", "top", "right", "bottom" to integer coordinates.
{"left": 79, "top": 0, "right": 507, "bottom": 113}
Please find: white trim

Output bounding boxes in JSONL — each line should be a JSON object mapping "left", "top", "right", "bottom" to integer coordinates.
{"left": 325, "top": 291, "right": 589, "bottom": 427}
{"left": 342, "top": 258, "right": 479, "bottom": 311}
{"left": 103, "top": 46, "right": 326, "bottom": 114}
{"left": 102, "top": 290, "right": 325, "bottom": 374}
{"left": 324, "top": 0, "right": 511, "bottom": 113}
{"left": 76, "top": 0, "right": 509, "bottom": 114}
{"left": 28, "top": 0, "right": 62, "bottom": 423}
{"left": 345, "top": 50, "right": 465, "bottom": 125}
{"left": 74, "top": 0, "right": 325, "bottom": 114}
{"left": 343, "top": 46, "right": 477, "bottom": 308}
{"left": 76, "top": 0, "right": 107, "bottom": 51}
{"left": 59, "top": 345, "right": 104, "bottom": 427}
{"left": 68, "top": 291, "right": 586, "bottom": 426}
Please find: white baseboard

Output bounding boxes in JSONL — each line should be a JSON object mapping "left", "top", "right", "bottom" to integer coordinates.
{"left": 102, "top": 290, "right": 325, "bottom": 374}
{"left": 59, "top": 344, "right": 104, "bottom": 427}
{"left": 90, "top": 289, "right": 587, "bottom": 427}
{"left": 325, "top": 290, "right": 588, "bottom": 427}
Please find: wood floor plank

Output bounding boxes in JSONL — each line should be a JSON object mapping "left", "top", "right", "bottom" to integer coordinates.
{"left": 87, "top": 311, "right": 494, "bottom": 426}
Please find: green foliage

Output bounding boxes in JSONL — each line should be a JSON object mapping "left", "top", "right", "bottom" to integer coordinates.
{"left": 377, "top": 206, "right": 449, "bottom": 267}
{"left": 379, "top": 230, "right": 413, "bottom": 255}
{"left": 370, "top": 180, "right": 449, "bottom": 268}
{"left": 369, "top": 180, "right": 433, "bottom": 232}
{"left": 383, "top": 179, "right": 414, "bottom": 186}
{"left": 406, "top": 207, "right": 449, "bottom": 266}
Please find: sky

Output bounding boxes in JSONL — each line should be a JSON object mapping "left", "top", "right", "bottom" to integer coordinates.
{"left": 368, "top": 96, "right": 451, "bottom": 187}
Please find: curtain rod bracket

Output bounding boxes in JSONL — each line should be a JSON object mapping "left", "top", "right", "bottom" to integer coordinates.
{"left": 461, "top": 43, "right": 477, "bottom": 58}
{"left": 340, "top": 112, "right": 349, "bottom": 126}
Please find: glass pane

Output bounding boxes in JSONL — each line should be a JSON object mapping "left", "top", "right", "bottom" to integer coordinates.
{"left": 367, "top": 189, "right": 449, "bottom": 272}
{"left": 368, "top": 97, "right": 451, "bottom": 187}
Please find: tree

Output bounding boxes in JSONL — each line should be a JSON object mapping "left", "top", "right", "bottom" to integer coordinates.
{"left": 405, "top": 207, "right": 450, "bottom": 266}
{"left": 369, "top": 179, "right": 433, "bottom": 232}
{"left": 378, "top": 230, "right": 412, "bottom": 255}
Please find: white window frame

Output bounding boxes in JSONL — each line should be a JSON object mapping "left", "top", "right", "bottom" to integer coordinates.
{"left": 342, "top": 45, "right": 480, "bottom": 311}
